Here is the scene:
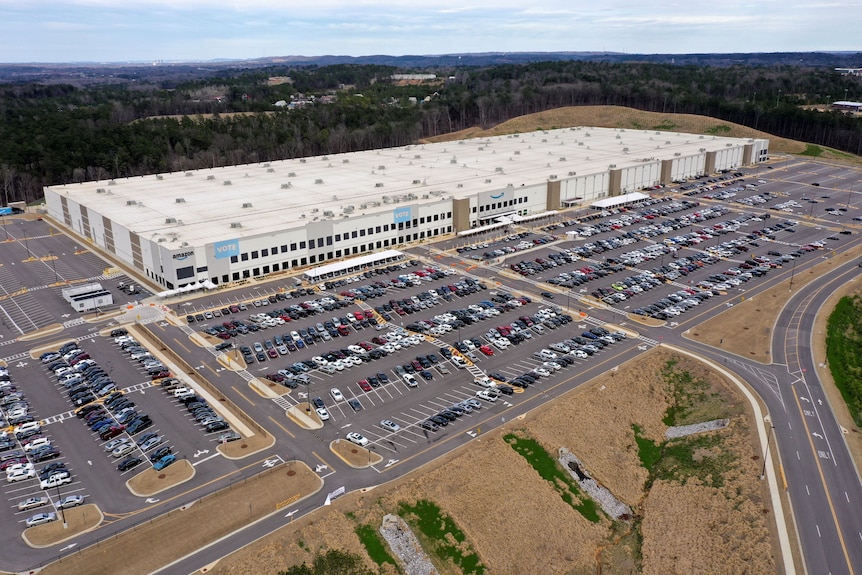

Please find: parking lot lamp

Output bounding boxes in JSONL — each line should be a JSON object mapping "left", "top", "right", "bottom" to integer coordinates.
{"left": 56, "top": 485, "right": 66, "bottom": 528}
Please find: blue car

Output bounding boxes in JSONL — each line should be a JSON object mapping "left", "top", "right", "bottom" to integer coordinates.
{"left": 152, "top": 453, "right": 176, "bottom": 471}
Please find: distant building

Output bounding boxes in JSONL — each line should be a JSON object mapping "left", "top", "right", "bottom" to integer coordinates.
{"left": 391, "top": 74, "right": 437, "bottom": 81}
{"left": 835, "top": 68, "right": 862, "bottom": 76}
{"left": 831, "top": 100, "right": 862, "bottom": 112}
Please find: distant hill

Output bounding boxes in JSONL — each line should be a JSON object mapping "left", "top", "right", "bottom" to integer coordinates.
{"left": 1, "top": 51, "right": 860, "bottom": 84}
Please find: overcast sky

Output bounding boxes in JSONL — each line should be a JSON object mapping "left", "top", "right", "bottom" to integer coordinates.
{"left": 1, "top": 0, "right": 857, "bottom": 63}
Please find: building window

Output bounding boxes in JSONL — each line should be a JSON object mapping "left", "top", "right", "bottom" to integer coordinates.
{"left": 230, "top": 255, "right": 238, "bottom": 264}
{"left": 290, "top": 243, "right": 297, "bottom": 251}
{"left": 309, "top": 255, "right": 316, "bottom": 263}
{"left": 336, "top": 249, "right": 342, "bottom": 257}
{"left": 367, "top": 227, "right": 373, "bottom": 236}
{"left": 448, "top": 211, "right": 452, "bottom": 218}
{"left": 261, "top": 249, "right": 268, "bottom": 257}
{"left": 375, "top": 226, "right": 381, "bottom": 233}
{"left": 335, "top": 234, "right": 341, "bottom": 241}
{"left": 299, "top": 241, "right": 306, "bottom": 249}
{"left": 272, "top": 263, "right": 279, "bottom": 271}
{"left": 253, "top": 268, "right": 260, "bottom": 277}
{"left": 251, "top": 251, "right": 259, "bottom": 259}
{"left": 177, "top": 266, "right": 194, "bottom": 280}
{"left": 326, "top": 236, "right": 333, "bottom": 246}
{"left": 383, "top": 224, "right": 389, "bottom": 232}
{"left": 281, "top": 245, "right": 288, "bottom": 253}
{"left": 263, "top": 265, "right": 270, "bottom": 273}
{"left": 351, "top": 231, "right": 358, "bottom": 238}
{"left": 242, "top": 270, "right": 250, "bottom": 279}
{"left": 359, "top": 229, "right": 366, "bottom": 237}
{"left": 300, "top": 257, "right": 307, "bottom": 265}
{"left": 241, "top": 253, "right": 249, "bottom": 262}
{"left": 196, "top": 266, "right": 208, "bottom": 273}
{"left": 317, "top": 238, "right": 324, "bottom": 248}
{"left": 472, "top": 207, "right": 477, "bottom": 213}
{"left": 232, "top": 272, "right": 240, "bottom": 281}
{"left": 222, "top": 274, "right": 229, "bottom": 283}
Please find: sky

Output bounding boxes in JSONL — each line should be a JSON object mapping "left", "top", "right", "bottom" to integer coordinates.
{"left": 0, "top": 0, "right": 857, "bottom": 63}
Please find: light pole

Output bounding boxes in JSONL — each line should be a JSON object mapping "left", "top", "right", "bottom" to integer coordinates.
{"left": 788, "top": 258, "right": 798, "bottom": 291}
{"left": 50, "top": 251, "right": 58, "bottom": 284}
{"left": 56, "top": 485, "right": 67, "bottom": 528}
{"left": 760, "top": 424, "right": 775, "bottom": 480}
{"left": 776, "top": 89, "right": 782, "bottom": 108}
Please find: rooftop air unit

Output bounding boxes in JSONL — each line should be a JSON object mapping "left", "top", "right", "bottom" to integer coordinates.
{"left": 242, "top": 202, "right": 253, "bottom": 208}
{"left": 175, "top": 197, "right": 185, "bottom": 203}
{"left": 230, "top": 222, "right": 242, "bottom": 228}
{"left": 165, "top": 217, "right": 177, "bottom": 224}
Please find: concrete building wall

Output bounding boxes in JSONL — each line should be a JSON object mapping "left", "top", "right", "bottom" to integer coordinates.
{"left": 608, "top": 169, "right": 622, "bottom": 196}
{"left": 619, "top": 161, "right": 661, "bottom": 192}
{"left": 546, "top": 180, "right": 561, "bottom": 210}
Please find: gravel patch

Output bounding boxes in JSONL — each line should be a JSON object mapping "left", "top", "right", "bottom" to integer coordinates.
{"left": 379, "top": 514, "right": 438, "bottom": 575}
{"left": 558, "top": 448, "right": 632, "bottom": 520}
{"left": 665, "top": 419, "right": 729, "bottom": 439}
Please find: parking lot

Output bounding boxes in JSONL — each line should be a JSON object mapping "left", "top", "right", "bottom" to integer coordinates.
{"left": 0, "top": 157, "right": 860, "bottom": 567}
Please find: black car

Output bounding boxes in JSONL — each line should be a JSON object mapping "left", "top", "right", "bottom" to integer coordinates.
{"left": 32, "top": 447, "right": 61, "bottom": 462}
{"left": 149, "top": 446, "right": 172, "bottom": 462}
{"left": 117, "top": 456, "right": 143, "bottom": 472}
{"left": 419, "top": 420, "right": 440, "bottom": 432}
{"left": 347, "top": 399, "right": 363, "bottom": 412}
{"left": 205, "top": 420, "right": 229, "bottom": 433}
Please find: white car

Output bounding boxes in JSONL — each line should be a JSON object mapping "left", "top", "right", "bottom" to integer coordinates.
{"left": 330, "top": 388, "right": 344, "bottom": 402}
{"left": 476, "top": 389, "right": 498, "bottom": 402}
{"left": 474, "top": 377, "right": 495, "bottom": 388}
{"left": 58, "top": 495, "right": 85, "bottom": 509}
{"left": 315, "top": 407, "right": 330, "bottom": 421}
{"left": 14, "top": 422, "right": 41, "bottom": 438}
{"left": 533, "top": 367, "right": 551, "bottom": 377}
{"left": 7, "top": 468, "right": 36, "bottom": 483}
{"left": 23, "top": 438, "right": 51, "bottom": 452}
{"left": 17, "top": 496, "right": 49, "bottom": 511}
{"left": 346, "top": 432, "right": 370, "bottom": 447}
{"left": 112, "top": 443, "right": 136, "bottom": 458}
{"left": 380, "top": 419, "right": 401, "bottom": 432}
{"left": 104, "top": 437, "right": 131, "bottom": 452}
{"left": 451, "top": 356, "right": 468, "bottom": 369}
{"left": 25, "top": 512, "right": 57, "bottom": 527}
{"left": 40, "top": 472, "right": 72, "bottom": 489}
{"left": 402, "top": 373, "right": 418, "bottom": 388}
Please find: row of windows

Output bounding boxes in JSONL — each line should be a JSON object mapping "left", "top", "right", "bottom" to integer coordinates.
{"left": 477, "top": 197, "right": 528, "bottom": 213}
{"left": 228, "top": 215, "right": 453, "bottom": 264}
{"left": 218, "top": 227, "right": 451, "bottom": 284}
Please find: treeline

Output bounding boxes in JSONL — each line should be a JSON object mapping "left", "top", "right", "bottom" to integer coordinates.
{"left": 0, "top": 61, "right": 860, "bottom": 204}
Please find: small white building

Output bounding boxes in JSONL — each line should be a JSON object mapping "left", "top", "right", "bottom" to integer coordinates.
{"left": 61, "top": 283, "right": 113, "bottom": 312}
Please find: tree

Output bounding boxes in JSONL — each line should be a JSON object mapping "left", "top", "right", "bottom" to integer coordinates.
{"left": 278, "top": 549, "right": 378, "bottom": 575}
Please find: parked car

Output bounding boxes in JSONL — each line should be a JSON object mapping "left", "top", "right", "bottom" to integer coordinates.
{"left": 346, "top": 432, "right": 369, "bottom": 447}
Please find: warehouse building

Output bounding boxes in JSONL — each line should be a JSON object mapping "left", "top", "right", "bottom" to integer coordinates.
{"left": 44, "top": 127, "right": 768, "bottom": 290}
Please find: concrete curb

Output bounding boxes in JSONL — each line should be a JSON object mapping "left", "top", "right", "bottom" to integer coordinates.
{"left": 664, "top": 344, "right": 797, "bottom": 575}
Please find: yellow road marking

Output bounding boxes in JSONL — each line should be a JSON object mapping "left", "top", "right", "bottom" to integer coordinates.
{"left": 172, "top": 338, "right": 191, "bottom": 354}
{"left": 231, "top": 385, "right": 255, "bottom": 407}
{"left": 205, "top": 363, "right": 221, "bottom": 378}
{"left": 268, "top": 415, "right": 295, "bottom": 438}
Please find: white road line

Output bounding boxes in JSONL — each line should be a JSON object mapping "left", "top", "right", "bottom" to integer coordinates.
{"left": 192, "top": 451, "right": 221, "bottom": 466}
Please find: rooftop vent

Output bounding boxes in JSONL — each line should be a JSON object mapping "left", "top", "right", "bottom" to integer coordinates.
{"left": 185, "top": 172, "right": 193, "bottom": 177}
{"left": 96, "top": 188, "right": 106, "bottom": 194}
{"left": 342, "top": 159, "right": 349, "bottom": 163}
{"left": 267, "top": 168, "right": 275, "bottom": 173}
{"left": 559, "top": 157, "right": 567, "bottom": 161}
{"left": 165, "top": 217, "right": 177, "bottom": 224}
{"left": 322, "top": 156, "right": 328, "bottom": 161}
{"left": 300, "top": 159, "right": 306, "bottom": 163}
{"left": 263, "top": 163, "right": 270, "bottom": 167}
{"left": 223, "top": 180, "right": 232, "bottom": 186}
{"left": 314, "top": 179, "right": 324, "bottom": 184}
{"left": 484, "top": 179, "right": 492, "bottom": 183}
{"left": 126, "top": 200, "right": 136, "bottom": 206}
{"left": 323, "top": 210, "right": 334, "bottom": 217}
{"left": 207, "top": 175, "right": 215, "bottom": 180}
{"left": 230, "top": 222, "right": 242, "bottom": 229}
{"left": 156, "top": 175, "right": 163, "bottom": 180}
{"left": 242, "top": 202, "right": 253, "bottom": 208}
{"left": 495, "top": 167, "right": 504, "bottom": 173}
{"left": 175, "top": 197, "right": 185, "bottom": 203}
{"left": 513, "top": 150, "right": 521, "bottom": 155}
{"left": 549, "top": 174, "right": 558, "bottom": 180}
{"left": 568, "top": 171, "right": 576, "bottom": 176}
{"left": 609, "top": 164, "right": 617, "bottom": 169}
{"left": 288, "top": 172, "right": 296, "bottom": 177}
{"left": 375, "top": 182, "right": 384, "bottom": 188}
{"left": 108, "top": 180, "right": 116, "bottom": 185}
{"left": 412, "top": 179, "right": 421, "bottom": 184}
{"left": 281, "top": 183, "right": 292, "bottom": 189}
{"left": 378, "top": 165, "right": 385, "bottom": 170}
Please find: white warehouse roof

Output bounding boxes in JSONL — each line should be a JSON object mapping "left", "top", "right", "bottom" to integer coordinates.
{"left": 591, "top": 192, "right": 650, "bottom": 209}
{"left": 45, "top": 126, "right": 758, "bottom": 247}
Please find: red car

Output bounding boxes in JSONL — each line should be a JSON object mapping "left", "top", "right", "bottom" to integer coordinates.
{"left": 479, "top": 345, "right": 494, "bottom": 356}
{"left": 358, "top": 341, "right": 373, "bottom": 351}
{"left": 267, "top": 348, "right": 278, "bottom": 359}
{"left": 352, "top": 311, "right": 364, "bottom": 321}
{"left": 358, "top": 379, "right": 372, "bottom": 392}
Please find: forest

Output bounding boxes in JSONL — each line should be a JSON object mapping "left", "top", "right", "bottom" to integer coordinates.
{"left": 1, "top": 60, "right": 860, "bottom": 204}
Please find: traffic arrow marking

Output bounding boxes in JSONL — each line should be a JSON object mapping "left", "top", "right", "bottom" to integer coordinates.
{"left": 262, "top": 458, "right": 279, "bottom": 468}
{"left": 145, "top": 497, "right": 160, "bottom": 504}
{"left": 315, "top": 464, "right": 328, "bottom": 473}
{"left": 812, "top": 432, "right": 823, "bottom": 439}
{"left": 59, "top": 543, "right": 77, "bottom": 552}
{"left": 193, "top": 449, "right": 210, "bottom": 458}
{"left": 284, "top": 509, "right": 298, "bottom": 518}
{"left": 800, "top": 396, "right": 810, "bottom": 403}
{"left": 385, "top": 459, "right": 399, "bottom": 468}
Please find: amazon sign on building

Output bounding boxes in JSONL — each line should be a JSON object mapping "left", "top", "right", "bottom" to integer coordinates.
{"left": 44, "top": 127, "right": 767, "bottom": 291}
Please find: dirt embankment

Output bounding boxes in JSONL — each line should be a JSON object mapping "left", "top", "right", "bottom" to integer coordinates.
{"left": 205, "top": 349, "right": 777, "bottom": 575}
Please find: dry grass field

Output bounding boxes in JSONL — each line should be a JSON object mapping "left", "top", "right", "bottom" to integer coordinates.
{"left": 421, "top": 105, "right": 860, "bottom": 163}
{"left": 204, "top": 349, "right": 778, "bottom": 575}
